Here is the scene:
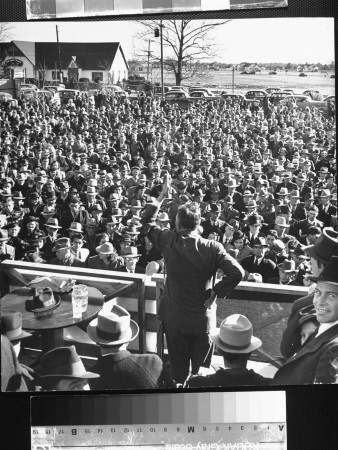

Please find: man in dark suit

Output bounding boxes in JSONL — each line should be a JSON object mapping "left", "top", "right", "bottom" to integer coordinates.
{"left": 48, "top": 237, "right": 85, "bottom": 267}
{"left": 298, "top": 206, "right": 323, "bottom": 235}
{"left": 243, "top": 214, "right": 266, "bottom": 248}
{"left": 280, "top": 228, "right": 338, "bottom": 359}
{"left": 140, "top": 173, "right": 244, "bottom": 384}
{"left": 201, "top": 203, "right": 225, "bottom": 238}
{"left": 272, "top": 256, "right": 338, "bottom": 384}
{"left": 317, "top": 190, "right": 337, "bottom": 228}
{"left": 60, "top": 197, "right": 90, "bottom": 234}
{"left": 241, "top": 237, "right": 279, "bottom": 283}
{"left": 87, "top": 305, "right": 175, "bottom": 390}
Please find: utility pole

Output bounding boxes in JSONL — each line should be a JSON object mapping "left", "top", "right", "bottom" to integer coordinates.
{"left": 232, "top": 66, "right": 235, "bottom": 93}
{"left": 56, "top": 25, "right": 62, "bottom": 84}
{"left": 160, "top": 20, "right": 164, "bottom": 98}
{"left": 147, "top": 40, "right": 151, "bottom": 82}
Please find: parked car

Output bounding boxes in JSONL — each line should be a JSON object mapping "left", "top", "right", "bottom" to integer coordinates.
{"left": 280, "top": 94, "right": 331, "bottom": 113}
{"left": 269, "top": 91, "right": 294, "bottom": 105}
{"left": 221, "top": 93, "right": 246, "bottom": 107}
{"left": 266, "top": 87, "right": 282, "bottom": 94}
{"left": 299, "top": 72, "right": 307, "bottom": 77}
{"left": 21, "top": 83, "right": 39, "bottom": 91}
{"left": 59, "top": 89, "right": 80, "bottom": 104}
{"left": 0, "top": 92, "right": 18, "bottom": 107}
{"left": 189, "top": 90, "right": 216, "bottom": 100}
{"left": 302, "top": 89, "right": 323, "bottom": 100}
{"left": 245, "top": 90, "right": 268, "bottom": 105}
{"left": 268, "top": 71, "right": 277, "bottom": 75}
{"left": 21, "top": 87, "right": 37, "bottom": 101}
{"left": 189, "top": 87, "right": 216, "bottom": 96}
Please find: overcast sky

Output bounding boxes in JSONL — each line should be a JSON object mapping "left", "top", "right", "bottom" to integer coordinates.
{"left": 8, "top": 18, "right": 334, "bottom": 64}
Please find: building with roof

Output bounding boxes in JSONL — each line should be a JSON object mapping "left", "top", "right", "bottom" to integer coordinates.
{"left": 0, "top": 41, "right": 129, "bottom": 84}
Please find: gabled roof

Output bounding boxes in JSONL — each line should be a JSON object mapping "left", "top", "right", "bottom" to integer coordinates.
{"left": 35, "top": 42, "right": 125, "bottom": 70}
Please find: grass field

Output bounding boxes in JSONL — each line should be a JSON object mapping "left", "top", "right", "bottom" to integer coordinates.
{"left": 147, "top": 69, "right": 335, "bottom": 97}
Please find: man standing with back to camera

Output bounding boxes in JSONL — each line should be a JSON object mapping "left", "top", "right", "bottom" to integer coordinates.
{"left": 141, "top": 173, "right": 244, "bottom": 385}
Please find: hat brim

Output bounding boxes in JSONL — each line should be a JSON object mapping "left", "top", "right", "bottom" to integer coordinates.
{"left": 35, "top": 371, "right": 99, "bottom": 380}
{"left": 46, "top": 224, "right": 62, "bottom": 229}
{"left": 7, "top": 329, "right": 32, "bottom": 341}
{"left": 52, "top": 245, "right": 71, "bottom": 252}
{"left": 87, "top": 318, "right": 139, "bottom": 346}
{"left": 210, "top": 330, "right": 262, "bottom": 353}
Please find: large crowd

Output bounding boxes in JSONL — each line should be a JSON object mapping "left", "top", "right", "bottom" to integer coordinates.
{"left": 1, "top": 86, "right": 337, "bottom": 390}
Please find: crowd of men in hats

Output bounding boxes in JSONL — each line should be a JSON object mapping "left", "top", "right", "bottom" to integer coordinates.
{"left": 1, "top": 84, "right": 337, "bottom": 390}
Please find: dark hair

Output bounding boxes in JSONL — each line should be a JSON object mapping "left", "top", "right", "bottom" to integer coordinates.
{"left": 177, "top": 203, "right": 201, "bottom": 231}
{"left": 70, "top": 233, "right": 83, "bottom": 243}
{"left": 218, "top": 349, "right": 251, "bottom": 364}
{"left": 308, "top": 226, "right": 321, "bottom": 235}
{"left": 266, "top": 229, "right": 278, "bottom": 238}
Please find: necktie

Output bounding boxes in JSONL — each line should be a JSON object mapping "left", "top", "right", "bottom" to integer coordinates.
{"left": 254, "top": 258, "right": 259, "bottom": 267}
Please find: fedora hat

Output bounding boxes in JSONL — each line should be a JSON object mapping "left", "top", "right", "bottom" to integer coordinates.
{"left": 85, "top": 186, "right": 96, "bottom": 194}
{"left": 36, "top": 346, "right": 99, "bottom": 380}
{"left": 210, "top": 203, "right": 222, "bottom": 213}
{"left": 45, "top": 217, "right": 61, "bottom": 229}
{"left": 224, "top": 195, "right": 235, "bottom": 205}
{"left": 124, "top": 225, "right": 140, "bottom": 235}
{"left": 25, "top": 287, "right": 61, "bottom": 313}
{"left": 52, "top": 237, "right": 71, "bottom": 252}
{"left": 157, "top": 211, "right": 170, "bottom": 222}
{"left": 243, "top": 190, "right": 254, "bottom": 198}
{"left": 252, "top": 237, "right": 269, "bottom": 247}
{"left": 247, "top": 214, "right": 262, "bottom": 225}
{"left": 293, "top": 243, "right": 309, "bottom": 259}
{"left": 96, "top": 242, "right": 116, "bottom": 256}
{"left": 304, "top": 228, "right": 338, "bottom": 264}
{"left": 68, "top": 222, "right": 83, "bottom": 233}
{"left": 319, "top": 189, "right": 332, "bottom": 198}
{"left": 0, "top": 310, "right": 31, "bottom": 341}
{"left": 311, "top": 255, "right": 338, "bottom": 285}
{"left": 121, "top": 245, "right": 140, "bottom": 258}
{"left": 225, "top": 219, "right": 239, "bottom": 230}
{"left": 111, "top": 208, "right": 123, "bottom": 218}
{"left": 12, "top": 191, "right": 25, "bottom": 200}
{"left": 246, "top": 199, "right": 257, "bottom": 208}
{"left": 106, "top": 215, "right": 120, "bottom": 225}
{"left": 277, "top": 187, "right": 289, "bottom": 197}
{"left": 210, "top": 314, "right": 262, "bottom": 354}
{"left": 130, "top": 199, "right": 143, "bottom": 210}
{"left": 87, "top": 305, "right": 139, "bottom": 346}
{"left": 277, "top": 259, "right": 297, "bottom": 273}
{"left": 226, "top": 178, "right": 240, "bottom": 188}
{"left": 290, "top": 190, "right": 301, "bottom": 198}
{"left": 275, "top": 216, "right": 289, "bottom": 227}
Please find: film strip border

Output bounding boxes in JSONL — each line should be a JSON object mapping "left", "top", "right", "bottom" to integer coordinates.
{"left": 27, "top": 0, "right": 231, "bottom": 19}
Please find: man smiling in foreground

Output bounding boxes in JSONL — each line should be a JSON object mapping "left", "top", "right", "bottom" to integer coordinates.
{"left": 272, "top": 256, "right": 338, "bottom": 384}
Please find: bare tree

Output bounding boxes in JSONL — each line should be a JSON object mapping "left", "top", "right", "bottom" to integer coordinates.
{"left": 136, "top": 20, "right": 230, "bottom": 86}
{"left": 0, "top": 22, "right": 13, "bottom": 42}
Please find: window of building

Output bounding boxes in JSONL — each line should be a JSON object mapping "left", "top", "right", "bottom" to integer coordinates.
{"left": 92, "top": 72, "right": 103, "bottom": 81}
{"left": 52, "top": 71, "right": 63, "bottom": 80}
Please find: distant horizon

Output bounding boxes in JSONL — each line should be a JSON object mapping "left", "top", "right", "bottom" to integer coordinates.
{"left": 6, "top": 18, "right": 334, "bottom": 65}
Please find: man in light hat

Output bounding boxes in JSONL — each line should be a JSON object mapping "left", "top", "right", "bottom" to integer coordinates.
{"left": 118, "top": 245, "right": 144, "bottom": 274}
{"left": 187, "top": 314, "right": 270, "bottom": 387}
{"left": 317, "top": 189, "right": 337, "bottom": 228}
{"left": 34, "top": 346, "right": 99, "bottom": 391}
{"left": 88, "top": 242, "right": 123, "bottom": 271}
{"left": 273, "top": 256, "right": 338, "bottom": 385}
{"left": 41, "top": 217, "right": 62, "bottom": 261}
{"left": 1, "top": 310, "right": 35, "bottom": 391}
{"left": 87, "top": 305, "right": 175, "bottom": 390}
{"left": 48, "top": 237, "right": 85, "bottom": 267}
{"left": 280, "top": 228, "right": 338, "bottom": 359}
{"left": 140, "top": 173, "right": 244, "bottom": 385}
{"left": 0, "top": 229, "right": 15, "bottom": 262}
